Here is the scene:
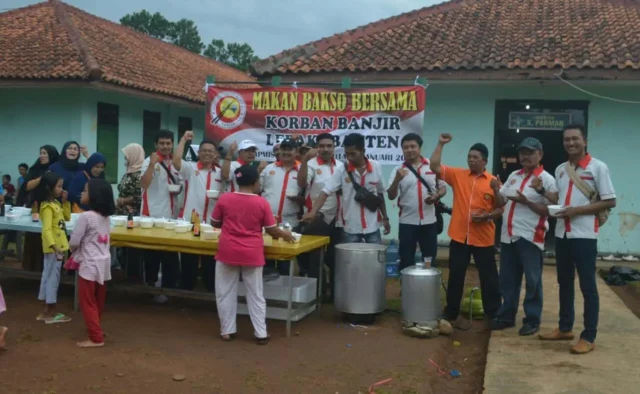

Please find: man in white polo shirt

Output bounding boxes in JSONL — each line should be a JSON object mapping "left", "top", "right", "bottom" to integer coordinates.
{"left": 173, "top": 131, "right": 223, "bottom": 292}
{"left": 297, "top": 133, "right": 344, "bottom": 300}
{"left": 538, "top": 125, "right": 616, "bottom": 355}
{"left": 260, "top": 139, "right": 301, "bottom": 274}
{"left": 304, "top": 133, "right": 391, "bottom": 244}
{"left": 222, "top": 139, "right": 266, "bottom": 193}
{"left": 490, "top": 137, "right": 556, "bottom": 336}
{"left": 388, "top": 133, "right": 446, "bottom": 272}
{"left": 140, "top": 130, "right": 182, "bottom": 291}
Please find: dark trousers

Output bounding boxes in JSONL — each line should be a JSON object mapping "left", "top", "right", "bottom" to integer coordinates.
{"left": 297, "top": 218, "right": 340, "bottom": 298}
{"left": 398, "top": 223, "right": 438, "bottom": 271}
{"left": 144, "top": 250, "right": 180, "bottom": 289}
{"left": 180, "top": 253, "right": 216, "bottom": 292}
{"left": 121, "top": 247, "right": 144, "bottom": 280}
{"left": 265, "top": 260, "right": 290, "bottom": 275}
{"left": 444, "top": 240, "right": 501, "bottom": 320}
{"left": 496, "top": 239, "right": 543, "bottom": 327}
{"left": 555, "top": 236, "right": 599, "bottom": 343}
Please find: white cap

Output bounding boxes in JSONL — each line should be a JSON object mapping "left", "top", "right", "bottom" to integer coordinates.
{"left": 238, "top": 140, "right": 258, "bottom": 151}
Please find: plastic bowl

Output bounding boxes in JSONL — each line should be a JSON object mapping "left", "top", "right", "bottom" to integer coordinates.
{"left": 502, "top": 188, "right": 519, "bottom": 198}
{"left": 12, "top": 207, "right": 31, "bottom": 217}
{"left": 206, "top": 190, "right": 220, "bottom": 199}
{"left": 200, "top": 223, "right": 213, "bottom": 232}
{"left": 140, "top": 219, "right": 154, "bottom": 229}
{"left": 548, "top": 205, "right": 567, "bottom": 217}
{"left": 153, "top": 219, "right": 168, "bottom": 227}
{"left": 112, "top": 216, "right": 126, "bottom": 227}
{"left": 164, "top": 221, "right": 176, "bottom": 230}
{"left": 174, "top": 224, "right": 192, "bottom": 233}
{"left": 5, "top": 214, "right": 19, "bottom": 223}
{"left": 168, "top": 184, "right": 181, "bottom": 193}
{"left": 292, "top": 232, "right": 302, "bottom": 243}
{"left": 202, "top": 230, "right": 218, "bottom": 240}
{"left": 133, "top": 217, "right": 141, "bottom": 227}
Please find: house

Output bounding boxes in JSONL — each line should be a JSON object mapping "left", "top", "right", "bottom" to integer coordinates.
{"left": 0, "top": 0, "right": 254, "bottom": 185}
{"left": 252, "top": 0, "right": 640, "bottom": 254}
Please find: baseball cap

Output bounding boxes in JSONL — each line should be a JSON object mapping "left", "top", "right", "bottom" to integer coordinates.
{"left": 238, "top": 140, "right": 258, "bottom": 151}
{"left": 517, "top": 137, "right": 543, "bottom": 151}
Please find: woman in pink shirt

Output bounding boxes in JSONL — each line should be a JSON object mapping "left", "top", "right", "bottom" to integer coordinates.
{"left": 69, "top": 178, "right": 115, "bottom": 348}
{"left": 212, "top": 165, "right": 294, "bottom": 344}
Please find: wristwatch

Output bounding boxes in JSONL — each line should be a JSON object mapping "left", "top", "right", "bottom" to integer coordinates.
{"left": 536, "top": 187, "right": 545, "bottom": 195}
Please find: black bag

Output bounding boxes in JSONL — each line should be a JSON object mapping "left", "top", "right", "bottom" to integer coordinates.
{"left": 403, "top": 163, "right": 450, "bottom": 234}
{"left": 347, "top": 170, "right": 381, "bottom": 212}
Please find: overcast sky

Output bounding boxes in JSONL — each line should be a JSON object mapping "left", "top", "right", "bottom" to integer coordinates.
{"left": 4, "top": 0, "right": 441, "bottom": 58}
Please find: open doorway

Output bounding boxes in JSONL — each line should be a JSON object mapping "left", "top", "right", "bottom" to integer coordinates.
{"left": 493, "top": 100, "right": 589, "bottom": 252}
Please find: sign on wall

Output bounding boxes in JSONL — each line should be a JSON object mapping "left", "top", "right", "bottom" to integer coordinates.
{"left": 508, "top": 112, "right": 572, "bottom": 131}
{"left": 205, "top": 86, "right": 426, "bottom": 164}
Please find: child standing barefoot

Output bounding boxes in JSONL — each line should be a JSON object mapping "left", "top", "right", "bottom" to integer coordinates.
{"left": 0, "top": 284, "right": 7, "bottom": 350}
{"left": 69, "top": 179, "right": 115, "bottom": 348}
{"left": 37, "top": 172, "right": 72, "bottom": 324}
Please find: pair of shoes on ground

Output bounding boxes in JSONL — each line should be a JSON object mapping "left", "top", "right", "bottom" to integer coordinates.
{"left": 539, "top": 328, "right": 595, "bottom": 354}
{"left": 220, "top": 333, "right": 270, "bottom": 345}
{"left": 490, "top": 319, "right": 539, "bottom": 336}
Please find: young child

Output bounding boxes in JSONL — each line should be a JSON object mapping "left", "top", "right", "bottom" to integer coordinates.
{"left": 69, "top": 178, "right": 115, "bottom": 348}
{"left": 0, "top": 284, "right": 7, "bottom": 350}
{"left": 211, "top": 165, "right": 295, "bottom": 344}
{"left": 37, "top": 172, "right": 72, "bottom": 324}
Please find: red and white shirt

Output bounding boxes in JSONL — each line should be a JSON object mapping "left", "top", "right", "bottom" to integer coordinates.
{"left": 304, "top": 157, "right": 345, "bottom": 225}
{"left": 260, "top": 161, "right": 301, "bottom": 227}
{"left": 179, "top": 161, "right": 223, "bottom": 221}
{"left": 555, "top": 154, "right": 615, "bottom": 239}
{"left": 227, "top": 159, "right": 250, "bottom": 192}
{"left": 499, "top": 166, "right": 556, "bottom": 250}
{"left": 140, "top": 154, "right": 182, "bottom": 219}
{"left": 323, "top": 159, "right": 386, "bottom": 235}
{"left": 389, "top": 158, "right": 439, "bottom": 226}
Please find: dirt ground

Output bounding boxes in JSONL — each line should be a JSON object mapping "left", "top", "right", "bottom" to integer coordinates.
{"left": 0, "top": 267, "right": 488, "bottom": 394}
{"left": 605, "top": 278, "right": 640, "bottom": 320}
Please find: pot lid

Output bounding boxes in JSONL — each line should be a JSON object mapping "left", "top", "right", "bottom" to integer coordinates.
{"left": 401, "top": 265, "right": 442, "bottom": 277}
{"left": 335, "top": 243, "right": 387, "bottom": 252}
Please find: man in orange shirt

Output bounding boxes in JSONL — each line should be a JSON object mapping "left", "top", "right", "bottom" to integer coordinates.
{"left": 429, "top": 133, "right": 502, "bottom": 323}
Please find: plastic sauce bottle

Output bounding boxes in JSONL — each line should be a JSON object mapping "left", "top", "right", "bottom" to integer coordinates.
{"left": 31, "top": 201, "right": 39, "bottom": 222}
{"left": 193, "top": 214, "right": 201, "bottom": 237}
{"left": 127, "top": 212, "right": 134, "bottom": 229}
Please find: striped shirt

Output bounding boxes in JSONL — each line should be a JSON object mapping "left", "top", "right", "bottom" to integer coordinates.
{"left": 69, "top": 210, "right": 112, "bottom": 285}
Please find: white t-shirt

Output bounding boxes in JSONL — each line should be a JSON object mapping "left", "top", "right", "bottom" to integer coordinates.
{"left": 554, "top": 155, "right": 615, "bottom": 239}
{"left": 140, "top": 156, "right": 182, "bottom": 219}
{"left": 389, "top": 158, "right": 438, "bottom": 226}
{"left": 323, "top": 159, "right": 386, "bottom": 235}
{"left": 179, "top": 160, "right": 223, "bottom": 221}
{"left": 260, "top": 162, "right": 301, "bottom": 228}
{"left": 305, "top": 157, "right": 345, "bottom": 225}
{"left": 499, "top": 167, "right": 556, "bottom": 250}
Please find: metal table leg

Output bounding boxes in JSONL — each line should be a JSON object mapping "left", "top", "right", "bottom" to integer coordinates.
{"left": 74, "top": 270, "right": 79, "bottom": 312}
{"left": 317, "top": 247, "right": 325, "bottom": 310}
{"left": 286, "top": 258, "right": 294, "bottom": 338}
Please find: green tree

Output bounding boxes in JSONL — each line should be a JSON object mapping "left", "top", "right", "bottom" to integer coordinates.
{"left": 204, "top": 40, "right": 259, "bottom": 71}
{"left": 120, "top": 10, "right": 259, "bottom": 70}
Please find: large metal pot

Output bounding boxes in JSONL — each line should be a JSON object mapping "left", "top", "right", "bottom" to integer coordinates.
{"left": 334, "top": 243, "right": 387, "bottom": 314}
{"left": 401, "top": 260, "right": 442, "bottom": 324}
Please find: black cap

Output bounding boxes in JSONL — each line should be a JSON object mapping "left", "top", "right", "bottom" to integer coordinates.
{"left": 517, "top": 137, "right": 543, "bottom": 151}
{"left": 279, "top": 139, "right": 297, "bottom": 150}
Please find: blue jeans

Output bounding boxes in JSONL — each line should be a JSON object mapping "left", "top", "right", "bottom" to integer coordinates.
{"left": 342, "top": 229, "right": 382, "bottom": 244}
{"left": 496, "top": 239, "right": 543, "bottom": 327}
{"left": 555, "top": 236, "right": 599, "bottom": 343}
{"left": 398, "top": 223, "right": 438, "bottom": 271}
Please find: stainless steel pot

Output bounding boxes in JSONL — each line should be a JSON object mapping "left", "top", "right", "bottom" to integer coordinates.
{"left": 401, "top": 259, "right": 442, "bottom": 324}
{"left": 334, "top": 243, "right": 387, "bottom": 314}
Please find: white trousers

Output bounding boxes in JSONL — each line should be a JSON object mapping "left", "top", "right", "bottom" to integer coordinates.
{"left": 215, "top": 262, "right": 267, "bottom": 338}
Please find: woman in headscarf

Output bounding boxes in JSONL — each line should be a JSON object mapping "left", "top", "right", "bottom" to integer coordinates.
{"left": 68, "top": 153, "right": 107, "bottom": 213}
{"left": 116, "top": 143, "right": 145, "bottom": 280}
{"left": 48, "top": 141, "right": 89, "bottom": 191}
{"left": 21, "top": 145, "right": 60, "bottom": 272}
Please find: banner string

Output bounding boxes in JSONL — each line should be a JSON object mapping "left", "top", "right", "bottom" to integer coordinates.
{"left": 207, "top": 80, "right": 427, "bottom": 87}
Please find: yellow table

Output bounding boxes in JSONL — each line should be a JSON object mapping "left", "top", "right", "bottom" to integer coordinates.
{"left": 110, "top": 226, "right": 330, "bottom": 337}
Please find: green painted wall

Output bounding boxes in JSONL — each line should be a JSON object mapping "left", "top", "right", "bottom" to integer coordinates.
{"left": 1, "top": 81, "right": 638, "bottom": 254}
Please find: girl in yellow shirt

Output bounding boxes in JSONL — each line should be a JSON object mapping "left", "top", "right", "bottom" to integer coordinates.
{"left": 36, "top": 172, "right": 72, "bottom": 324}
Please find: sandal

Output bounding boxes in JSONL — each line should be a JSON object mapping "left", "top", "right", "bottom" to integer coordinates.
{"left": 220, "top": 334, "right": 236, "bottom": 342}
{"left": 256, "top": 335, "right": 270, "bottom": 345}
{"left": 45, "top": 313, "right": 72, "bottom": 325}
{"left": 36, "top": 314, "right": 47, "bottom": 321}
{"left": 77, "top": 339, "right": 104, "bottom": 348}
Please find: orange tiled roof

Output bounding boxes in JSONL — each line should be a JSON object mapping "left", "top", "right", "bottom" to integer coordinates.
{"left": 252, "top": 0, "right": 640, "bottom": 76}
{"left": 0, "top": 0, "right": 256, "bottom": 103}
